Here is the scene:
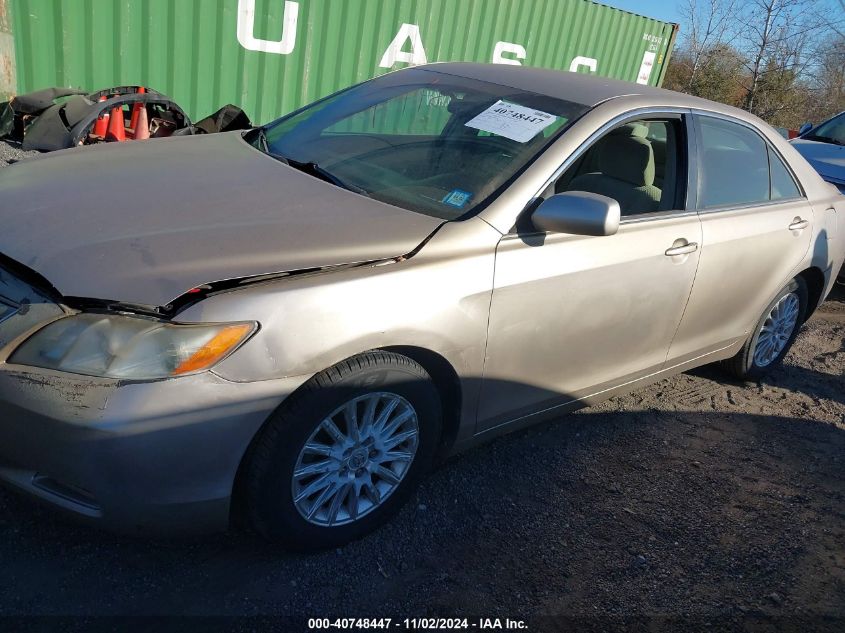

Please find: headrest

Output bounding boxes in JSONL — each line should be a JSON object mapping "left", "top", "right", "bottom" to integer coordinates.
{"left": 598, "top": 134, "right": 655, "bottom": 186}
{"left": 610, "top": 123, "right": 649, "bottom": 138}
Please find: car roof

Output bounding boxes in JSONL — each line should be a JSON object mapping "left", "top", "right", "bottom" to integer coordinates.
{"left": 419, "top": 62, "right": 730, "bottom": 112}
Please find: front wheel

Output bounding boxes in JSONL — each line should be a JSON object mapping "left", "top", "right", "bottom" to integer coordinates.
{"left": 244, "top": 351, "right": 441, "bottom": 550}
{"left": 721, "top": 277, "right": 807, "bottom": 380}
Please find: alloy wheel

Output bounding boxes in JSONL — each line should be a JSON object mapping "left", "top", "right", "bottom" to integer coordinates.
{"left": 291, "top": 392, "right": 419, "bottom": 526}
{"left": 753, "top": 292, "right": 800, "bottom": 367}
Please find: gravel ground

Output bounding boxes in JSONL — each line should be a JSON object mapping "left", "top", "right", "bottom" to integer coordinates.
{"left": 0, "top": 140, "right": 843, "bottom": 631}
{"left": 0, "top": 139, "right": 38, "bottom": 165}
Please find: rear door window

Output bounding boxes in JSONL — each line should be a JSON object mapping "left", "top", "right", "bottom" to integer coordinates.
{"left": 696, "top": 116, "right": 770, "bottom": 209}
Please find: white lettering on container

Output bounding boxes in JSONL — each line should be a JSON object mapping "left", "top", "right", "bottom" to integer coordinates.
{"left": 379, "top": 24, "right": 428, "bottom": 68}
{"left": 237, "top": 0, "right": 299, "bottom": 55}
{"left": 492, "top": 42, "right": 527, "bottom": 65}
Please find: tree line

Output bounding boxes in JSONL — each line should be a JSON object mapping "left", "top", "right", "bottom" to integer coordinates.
{"left": 662, "top": 0, "right": 845, "bottom": 129}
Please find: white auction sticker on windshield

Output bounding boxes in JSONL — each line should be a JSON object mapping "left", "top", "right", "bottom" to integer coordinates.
{"left": 464, "top": 100, "right": 558, "bottom": 143}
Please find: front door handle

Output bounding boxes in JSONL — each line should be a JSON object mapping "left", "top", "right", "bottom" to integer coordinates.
{"left": 789, "top": 218, "right": 809, "bottom": 231}
{"left": 665, "top": 242, "right": 698, "bottom": 256}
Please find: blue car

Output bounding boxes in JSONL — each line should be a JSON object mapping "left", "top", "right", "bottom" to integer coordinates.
{"left": 791, "top": 112, "right": 845, "bottom": 282}
{"left": 792, "top": 112, "right": 845, "bottom": 193}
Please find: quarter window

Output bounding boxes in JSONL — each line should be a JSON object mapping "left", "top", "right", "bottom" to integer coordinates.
{"left": 768, "top": 146, "right": 801, "bottom": 200}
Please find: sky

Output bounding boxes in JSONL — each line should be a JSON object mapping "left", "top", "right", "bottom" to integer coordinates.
{"left": 601, "top": 0, "right": 684, "bottom": 25}
{"left": 602, "top": 0, "right": 843, "bottom": 32}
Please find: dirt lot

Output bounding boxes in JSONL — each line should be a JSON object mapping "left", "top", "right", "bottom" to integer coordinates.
{"left": 0, "top": 142, "right": 843, "bottom": 631}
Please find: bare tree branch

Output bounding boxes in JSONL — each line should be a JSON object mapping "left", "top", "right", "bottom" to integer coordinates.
{"left": 665, "top": 0, "right": 842, "bottom": 127}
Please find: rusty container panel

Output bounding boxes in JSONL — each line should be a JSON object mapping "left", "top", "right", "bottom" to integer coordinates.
{"left": 9, "top": 0, "right": 677, "bottom": 122}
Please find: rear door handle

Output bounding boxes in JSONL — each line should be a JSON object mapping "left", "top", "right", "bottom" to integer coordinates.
{"left": 665, "top": 242, "right": 698, "bottom": 256}
{"left": 789, "top": 218, "right": 809, "bottom": 231}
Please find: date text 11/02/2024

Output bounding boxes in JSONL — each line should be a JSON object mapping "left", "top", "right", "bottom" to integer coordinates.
{"left": 307, "top": 618, "right": 528, "bottom": 630}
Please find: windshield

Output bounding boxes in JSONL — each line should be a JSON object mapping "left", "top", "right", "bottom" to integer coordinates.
{"left": 805, "top": 112, "right": 845, "bottom": 146}
{"left": 254, "top": 68, "right": 589, "bottom": 220}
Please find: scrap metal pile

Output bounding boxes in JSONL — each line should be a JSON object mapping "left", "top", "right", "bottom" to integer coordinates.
{"left": 0, "top": 86, "right": 251, "bottom": 152}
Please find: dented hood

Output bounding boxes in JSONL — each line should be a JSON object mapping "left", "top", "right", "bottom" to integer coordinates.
{"left": 0, "top": 132, "right": 443, "bottom": 306}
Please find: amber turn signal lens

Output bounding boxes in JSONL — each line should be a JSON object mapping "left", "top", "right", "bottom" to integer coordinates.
{"left": 172, "top": 323, "right": 255, "bottom": 375}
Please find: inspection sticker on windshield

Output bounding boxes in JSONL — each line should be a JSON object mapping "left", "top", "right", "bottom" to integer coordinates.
{"left": 442, "top": 189, "right": 473, "bottom": 208}
{"left": 464, "top": 100, "right": 558, "bottom": 142}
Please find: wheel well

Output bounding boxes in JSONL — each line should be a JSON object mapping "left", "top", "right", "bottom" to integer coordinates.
{"left": 798, "top": 267, "right": 826, "bottom": 322}
{"left": 379, "top": 345, "right": 462, "bottom": 459}
{"left": 229, "top": 346, "right": 463, "bottom": 528}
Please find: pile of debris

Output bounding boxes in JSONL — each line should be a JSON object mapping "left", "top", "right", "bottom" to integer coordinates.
{"left": 0, "top": 86, "right": 252, "bottom": 152}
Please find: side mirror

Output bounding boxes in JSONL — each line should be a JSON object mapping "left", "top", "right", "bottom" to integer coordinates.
{"left": 798, "top": 122, "right": 812, "bottom": 136}
{"left": 531, "top": 191, "right": 621, "bottom": 236}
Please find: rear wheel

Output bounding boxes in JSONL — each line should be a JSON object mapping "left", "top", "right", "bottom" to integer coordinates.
{"left": 721, "top": 277, "right": 807, "bottom": 380}
{"left": 244, "top": 351, "right": 441, "bottom": 550}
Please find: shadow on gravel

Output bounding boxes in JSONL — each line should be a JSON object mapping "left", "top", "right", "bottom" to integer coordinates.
{"left": 684, "top": 284, "right": 845, "bottom": 406}
{"left": 826, "top": 281, "right": 845, "bottom": 301}
{"left": 1, "top": 404, "right": 842, "bottom": 628}
{"left": 687, "top": 360, "right": 845, "bottom": 406}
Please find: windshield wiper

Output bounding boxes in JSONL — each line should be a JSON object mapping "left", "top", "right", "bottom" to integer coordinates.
{"left": 286, "top": 159, "right": 370, "bottom": 196}
{"left": 255, "top": 127, "right": 270, "bottom": 153}
{"left": 250, "top": 127, "right": 290, "bottom": 163}
{"left": 806, "top": 134, "right": 845, "bottom": 146}
{"left": 252, "top": 134, "right": 368, "bottom": 196}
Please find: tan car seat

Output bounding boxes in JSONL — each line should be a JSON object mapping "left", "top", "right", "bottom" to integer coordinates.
{"left": 568, "top": 124, "right": 661, "bottom": 214}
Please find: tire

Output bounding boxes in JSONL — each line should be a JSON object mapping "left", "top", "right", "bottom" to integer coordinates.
{"left": 244, "top": 351, "right": 441, "bottom": 550}
{"left": 721, "top": 277, "right": 808, "bottom": 380}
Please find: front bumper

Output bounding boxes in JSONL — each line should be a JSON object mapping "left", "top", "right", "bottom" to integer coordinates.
{"left": 0, "top": 364, "right": 307, "bottom": 535}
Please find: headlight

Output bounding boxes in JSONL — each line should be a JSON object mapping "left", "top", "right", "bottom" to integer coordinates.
{"left": 9, "top": 313, "right": 257, "bottom": 379}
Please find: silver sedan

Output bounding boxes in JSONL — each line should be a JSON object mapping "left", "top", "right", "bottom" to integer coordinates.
{"left": 1, "top": 63, "right": 842, "bottom": 549}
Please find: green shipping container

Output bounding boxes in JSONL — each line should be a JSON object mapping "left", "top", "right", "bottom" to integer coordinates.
{"left": 4, "top": 0, "right": 678, "bottom": 123}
